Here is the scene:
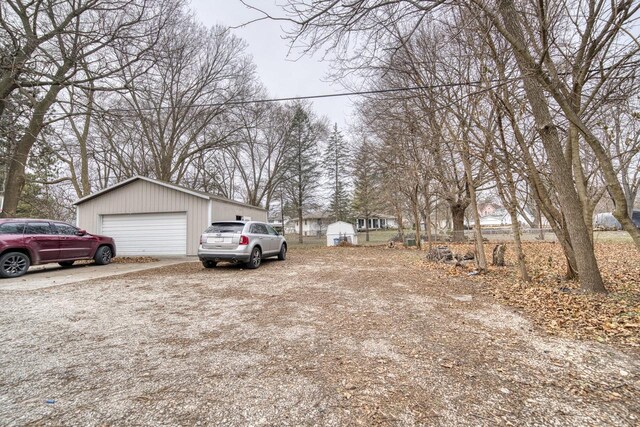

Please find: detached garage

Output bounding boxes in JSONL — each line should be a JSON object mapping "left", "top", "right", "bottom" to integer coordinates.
{"left": 74, "top": 176, "right": 267, "bottom": 256}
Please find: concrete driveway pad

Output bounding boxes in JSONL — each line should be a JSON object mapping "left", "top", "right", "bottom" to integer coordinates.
{"left": 0, "top": 258, "right": 191, "bottom": 291}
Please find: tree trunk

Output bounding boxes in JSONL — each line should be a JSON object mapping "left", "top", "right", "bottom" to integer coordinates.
{"left": 411, "top": 185, "right": 422, "bottom": 249}
{"left": 394, "top": 202, "right": 405, "bottom": 243}
{"left": 507, "top": 111, "right": 578, "bottom": 277}
{"left": 80, "top": 88, "right": 94, "bottom": 197}
{"left": 498, "top": 0, "right": 606, "bottom": 293}
{"left": 509, "top": 209, "right": 530, "bottom": 281}
{"left": 623, "top": 182, "right": 638, "bottom": 219}
{"left": 297, "top": 208, "right": 303, "bottom": 243}
{"left": 365, "top": 214, "right": 370, "bottom": 242}
{"left": 450, "top": 202, "right": 467, "bottom": 242}
{"left": 536, "top": 205, "right": 544, "bottom": 241}
{"left": 461, "top": 142, "right": 487, "bottom": 271}
{"left": 494, "top": 112, "right": 530, "bottom": 281}
{"left": 423, "top": 191, "right": 433, "bottom": 251}
{"left": 433, "top": 201, "right": 439, "bottom": 241}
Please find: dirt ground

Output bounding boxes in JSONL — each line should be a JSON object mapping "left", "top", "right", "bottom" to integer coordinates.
{"left": 0, "top": 247, "right": 638, "bottom": 426}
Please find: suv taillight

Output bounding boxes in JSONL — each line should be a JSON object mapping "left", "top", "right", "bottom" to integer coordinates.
{"left": 239, "top": 235, "right": 249, "bottom": 245}
{"left": 200, "top": 234, "right": 207, "bottom": 244}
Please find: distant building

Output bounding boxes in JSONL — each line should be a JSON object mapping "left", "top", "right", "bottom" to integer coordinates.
{"left": 289, "top": 213, "right": 332, "bottom": 237}
{"left": 467, "top": 209, "right": 540, "bottom": 228}
{"left": 594, "top": 210, "right": 640, "bottom": 230}
{"left": 355, "top": 213, "right": 397, "bottom": 231}
{"left": 476, "top": 202, "right": 500, "bottom": 217}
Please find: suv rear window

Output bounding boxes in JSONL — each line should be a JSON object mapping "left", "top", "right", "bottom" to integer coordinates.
{"left": 25, "top": 222, "right": 54, "bottom": 235}
{"left": 205, "top": 223, "right": 244, "bottom": 233}
{"left": 250, "top": 223, "right": 268, "bottom": 234}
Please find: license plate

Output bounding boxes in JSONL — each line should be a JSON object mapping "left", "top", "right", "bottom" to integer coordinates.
{"left": 207, "top": 237, "right": 232, "bottom": 243}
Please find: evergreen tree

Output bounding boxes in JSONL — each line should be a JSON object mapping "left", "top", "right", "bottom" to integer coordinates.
{"left": 323, "top": 123, "right": 352, "bottom": 222}
{"left": 282, "top": 103, "right": 323, "bottom": 243}
{"left": 16, "top": 143, "right": 63, "bottom": 219}
{"left": 352, "top": 138, "right": 381, "bottom": 242}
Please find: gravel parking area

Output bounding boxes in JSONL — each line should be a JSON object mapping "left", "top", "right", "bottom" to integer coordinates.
{"left": 0, "top": 247, "right": 638, "bottom": 426}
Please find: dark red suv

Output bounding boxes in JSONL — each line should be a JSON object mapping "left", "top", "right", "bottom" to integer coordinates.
{"left": 0, "top": 219, "right": 116, "bottom": 278}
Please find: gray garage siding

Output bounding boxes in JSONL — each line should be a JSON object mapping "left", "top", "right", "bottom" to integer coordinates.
{"left": 210, "top": 197, "right": 267, "bottom": 223}
{"left": 77, "top": 179, "right": 209, "bottom": 256}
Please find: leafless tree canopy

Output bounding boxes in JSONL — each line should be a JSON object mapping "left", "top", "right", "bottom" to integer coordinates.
{"left": 252, "top": 0, "right": 640, "bottom": 292}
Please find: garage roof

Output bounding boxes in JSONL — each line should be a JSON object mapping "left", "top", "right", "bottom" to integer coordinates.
{"left": 73, "top": 175, "right": 267, "bottom": 211}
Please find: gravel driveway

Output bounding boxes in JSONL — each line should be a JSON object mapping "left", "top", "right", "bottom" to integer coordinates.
{"left": 0, "top": 247, "right": 638, "bottom": 426}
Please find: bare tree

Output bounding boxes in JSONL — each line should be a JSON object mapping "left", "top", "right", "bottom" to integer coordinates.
{"left": 255, "top": 0, "right": 639, "bottom": 291}
{"left": 0, "top": 0, "right": 175, "bottom": 216}
{"left": 600, "top": 102, "right": 640, "bottom": 218}
{"left": 113, "top": 15, "right": 255, "bottom": 184}
{"left": 225, "top": 100, "right": 294, "bottom": 209}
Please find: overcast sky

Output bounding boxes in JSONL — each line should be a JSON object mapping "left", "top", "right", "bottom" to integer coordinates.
{"left": 190, "top": 0, "right": 355, "bottom": 129}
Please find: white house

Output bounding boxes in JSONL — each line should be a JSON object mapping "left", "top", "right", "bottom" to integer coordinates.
{"left": 467, "top": 209, "right": 542, "bottom": 228}
{"left": 326, "top": 221, "right": 358, "bottom": 246}
{"left": 289, "top": 213, "right": 332, "bottom": 236}
{"left": 355, "top": 213, "right": 397, "bottom": 231}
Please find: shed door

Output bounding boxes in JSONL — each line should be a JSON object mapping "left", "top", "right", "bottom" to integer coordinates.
{"left": 101, "top": 212, "right": 187, "bottom": 256}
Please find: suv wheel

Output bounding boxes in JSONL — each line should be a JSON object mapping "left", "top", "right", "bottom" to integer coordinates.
{"left": 246, "top": 247, "right": 262, "bottom": 269}
{"left": 0, "top": 252, "right": 30, "bottom": 278}
{"left": 94, "top": 246, "right": 113, "bottom": 265}
{"left": 277, "top": 244, "right": 287, "bottom": 261}
{"left": 202, "top": 260, "right": 217, "bottom": 269}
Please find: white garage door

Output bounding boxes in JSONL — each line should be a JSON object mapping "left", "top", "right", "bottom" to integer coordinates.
{"left": 101, "top": 213, "right": 187, "bottom": 256}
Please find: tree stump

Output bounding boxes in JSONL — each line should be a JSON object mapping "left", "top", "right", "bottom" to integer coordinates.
{"left": 492, "top": 244, "right": 506, "bottom": 266}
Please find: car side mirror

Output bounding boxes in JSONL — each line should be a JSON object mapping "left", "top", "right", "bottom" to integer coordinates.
{"left": 77, "top": 229, "right": 87, "bottom": 236}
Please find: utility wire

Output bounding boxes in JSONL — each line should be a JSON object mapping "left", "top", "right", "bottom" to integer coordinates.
{"left": 45, "top": 63, "right": 635, "bottom": 118}
{"left": 102, "top": 80, "right": 490, "bottom": 113}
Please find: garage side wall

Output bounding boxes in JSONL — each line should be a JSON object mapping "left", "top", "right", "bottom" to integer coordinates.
{"left": 77, "top": 179, "right": 209, "bottom": 255}
{"left": 210, "top": 200, "right": 267, "bottom": 223}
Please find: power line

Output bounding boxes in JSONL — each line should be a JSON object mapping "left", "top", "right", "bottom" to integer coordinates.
{"left": 46, "top": 62, "right": 636, "bottom": 118}
{"left": 98, "top": 79, "right": 495, "bottom": 115}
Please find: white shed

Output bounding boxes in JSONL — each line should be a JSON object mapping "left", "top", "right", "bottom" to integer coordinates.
{"left": 326, "top": 221, "right": 358, "bottom": 246}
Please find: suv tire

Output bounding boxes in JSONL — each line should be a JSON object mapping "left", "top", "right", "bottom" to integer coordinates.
{"left": 246, "top": 247, "right": 262, "bottom": 269}
{"left": 202, "top": 260, "right": 217, "bottom": 269}
{"left": 0, "top": 252, "right": 30, "bottom": 278}
{"left": 277, "top": 244, "right": 287, "bottom": 261}
{"left": 94, "top": 246, "right": 113, "bottom": 265}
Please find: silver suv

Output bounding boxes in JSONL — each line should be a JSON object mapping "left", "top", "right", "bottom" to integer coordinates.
{"left": 198, "top": 221, "right": 287, "bottom": 269}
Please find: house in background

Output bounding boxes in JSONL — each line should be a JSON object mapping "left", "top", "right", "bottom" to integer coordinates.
{"left": 75, "top": 176, "right": 266, "bottom": 256}
{"left": 467, "top": 208, "right": 545, "bottom": 228}
{"left": 594, "top": 210, "right": 640, "bottom": 230}
{"left": 288, "top": 212, "right": 332, "bottom": 237}
{"left": 476, "top": 202, "right": 500, "bottom": 217}
{"left": 355, "top": 213, "right": 397, "bottom": 231}
{"left": 467, "top": 210, "right": 512, "bottom": 227}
